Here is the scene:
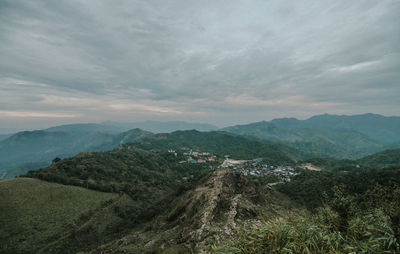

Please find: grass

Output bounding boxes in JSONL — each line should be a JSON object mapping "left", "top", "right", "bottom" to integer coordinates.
{"left": 209, "top": 208, "right": 399, "bottom": 253}
{"left": 0, "top": 177, "right": 119, "bottom": 253}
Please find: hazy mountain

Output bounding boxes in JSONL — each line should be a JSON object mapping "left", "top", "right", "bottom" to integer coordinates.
{"left": 0, "top": 128, "right": 152, "bottom": 179}
{"left": 223, "top": 113, "right": 400, "bottom": 159}
{"left": 0, "top": 133, "right": 12, "bottom": 141}
{"left": 45, "top": 123, "right": 125, "bottom": 133}
{"left": 0, "top": 161, "right": 49, "bottom": 180}
{"left": 102, "top": 120, "right": 218, "bottom": 133}
{"left": 271, "top": 113, "right": 400, "bottom": 144}
{"left": 223, "top": 122, "right": 385, "bottom": 159}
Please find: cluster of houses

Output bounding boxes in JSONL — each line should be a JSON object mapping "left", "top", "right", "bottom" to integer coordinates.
{"left": 219, "top": 158, "right": 300, "bottom": 181}
{"left": 168, "top": 148, "right": 315, "bottom": 183}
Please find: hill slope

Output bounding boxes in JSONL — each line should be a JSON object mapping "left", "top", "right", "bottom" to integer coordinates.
{"left": 214, "top": 166, "right": 400, "bottom": 253}
{"left": 302, "top": 113, "right": 400, "bottom": 144}
{"left": 92, "top": 170, "right": 305, "bottom": 253}
{"left": 358, "top": 148, "right": 400, "bottom": 169}
{"left": 0, "top": 178, "right": 135, "bottom": 254}
{"left": 3, "top": 141, "right": 400, "bottom": 253}
{"left": 223, "top": 119, "right": 388, "bottom": 159}
{"left": 0, "top": 134, "right": 11, "bottom": 141}
{"left": 303, "top": 148, "right": 400, "bottom": 171}
{"left": 125, "top": 130, "right": 301, "bottom": 164}
{"left": 0, "top": 128, "right": 152, "bottom": 179}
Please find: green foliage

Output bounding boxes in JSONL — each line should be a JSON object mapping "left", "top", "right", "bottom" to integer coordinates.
{"left": 52, "top": 157, "right": 61, "bottom": 163}
{"left": 0, "top": 128, "right": 152, "bottom": 179}
{"left": 223, "top": 121, "right": 387, "bottom": 159}
{"left": 304, "top": 148, "right": 400, "bottom": 171}
{"left": 211, "top": 204, "right": 400, "bottom": 253}
{"left": 209, "top": 167, "right": 400, "bottom": 253}
{"left": 277, "top": 167, "right": 400, "bottom": 210}
{"left": 358, "top": 149, "right": 400, "bottom": 169}
{"left": 23, "top": 148, "right": 213, "bottom": 231}
{"left": 4, "top": 128, "right": 400, "bottom": 253}
{"left": 211, "top": 207, "right": 399, "bottom": 253}
{"left": 0, "top": 177, "right": 132, "bottom": 254}
{"left": 126, "top": 130, "right": 299, "bottom": 164}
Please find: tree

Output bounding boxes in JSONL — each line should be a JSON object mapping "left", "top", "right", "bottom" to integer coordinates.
{"left": 52, "top": 157, "right": 61, "bottom": 164}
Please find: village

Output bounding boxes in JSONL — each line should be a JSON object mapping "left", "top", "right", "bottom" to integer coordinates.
{"left": 218, "top": 158, "right": 301, "bottom": 182}
{"left": 168, "top": 148, "right": 316, "bottom": 183}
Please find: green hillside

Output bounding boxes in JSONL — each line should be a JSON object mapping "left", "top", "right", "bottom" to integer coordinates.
{"left": 22, "top": 148, "right": 216, "bottom": 233}
{"left": 269, "top": 113, "right": 400, "bottom": 144}
{"left": 303, "top": 113, "right": 400, "bottom": 144}
{"left": 212, "top": 166, "right": 400, "bottom": 253}
{"left": 0, "top": 128, "right": 152, "bottom": 179}
{"left": 358, "top": 148, "right": 400, "bottom": 169}
{"left": 2, "top": 130, "right": 400, "bottom": 253}
{"left": 223, "top": 121, "right": 386, "bottom": 159}
{"left": 304, "top": 148, "right": 400, "bottom": 171}
{"left": 0, "top": 177, "right": 135, "bottom": 254}
{"left": 126, "top": 130, "right": 301, "bottom": 164}
{"left": 93, "top": 170, "right": 306, "bottom": 253}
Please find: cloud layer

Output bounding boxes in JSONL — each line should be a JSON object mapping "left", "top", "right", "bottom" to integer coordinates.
{"left": 0, "top": 0, "right": 399, "bottom": 130}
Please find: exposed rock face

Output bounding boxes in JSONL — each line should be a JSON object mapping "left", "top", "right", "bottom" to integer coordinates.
{"left": 170, "top": 170, "right": 264, "bottom": 248}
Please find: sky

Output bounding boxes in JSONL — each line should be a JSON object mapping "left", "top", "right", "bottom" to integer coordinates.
{"left": 0, "top": 0, "right": 399, "bottom": 131}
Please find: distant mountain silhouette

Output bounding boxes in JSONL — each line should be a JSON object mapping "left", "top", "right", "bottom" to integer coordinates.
{"left": 102, "top": 120, "right": 218, "bottom": 133}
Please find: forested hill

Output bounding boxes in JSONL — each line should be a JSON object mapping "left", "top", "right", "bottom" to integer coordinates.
{"left": 304, "top": 148, "right": 400, "bottom": 171}
{"left": 358, "top": 148, "right": 400, "bottom": 168}
{"left": 0, "top": 128, "right": 152, "bottom": 179}
{"left": 17, "top": 147, "right": 400, "bottom": 253}
{"left": 124, "top": 130, "right": 302, "bottom": 164}
{"left": 214, "top": 166, "right": 400, "bottom": 253}
{"left": 5, "top": 130, "right": 400, "bottom": 253}
{"left": 222, "top": 114, "right": 400, "bottom": 159}
{"left": 300, "top": 113, "right": 400, "bottom": 143}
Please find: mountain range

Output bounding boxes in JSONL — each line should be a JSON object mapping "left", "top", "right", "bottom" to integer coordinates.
{"left": 0, "top": 128, "right": 152, "bottom": 179}
{"left": 223, "top": 113, "right": 400, "bottom": 159}
{"left": 1, "top": 113, "right": 400, "bottom": 180}
{"left": 0, "top": 120, "right": 220, "bottom": 179}
{"left": 1, "top": 127, "right": 399, "bottom": 253}
{"left": 101, "top": 120, "right": 218, "bottom": 133}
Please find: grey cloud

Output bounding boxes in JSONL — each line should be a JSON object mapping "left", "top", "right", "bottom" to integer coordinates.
{"left": 0, "top": 0, "right": 399, "bottom": 129}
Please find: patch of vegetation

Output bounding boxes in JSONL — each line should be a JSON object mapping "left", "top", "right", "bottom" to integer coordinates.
{"left": 210, "top": 207, "right": 399, "bottom": 253}
{"left": 222, "top": 120, "right": 399, "bottom": 159}
{"left": 126, "top": 130, "right": 300, "bottom": 164}
{"left": 358, "top": 148, "right": 400, "bottom": 169}
{"left": 210, "top": 167, "right": 400, "bottom": 253}
{"left": 302, "top": 148, "right": 400, "bottom": 171}
{"left": 4, "top": 130, "right": 400, "bottom": 253}
{"left": 0, "top": 128, "right": 152, "bottom": 179}
{"left": 0, "top": 177, "right": 134, "bottom": 254}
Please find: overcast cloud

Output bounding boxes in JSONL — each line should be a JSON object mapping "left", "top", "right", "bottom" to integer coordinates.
{"left": 0, "top": 0, "right": 399, "bottom": 131}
